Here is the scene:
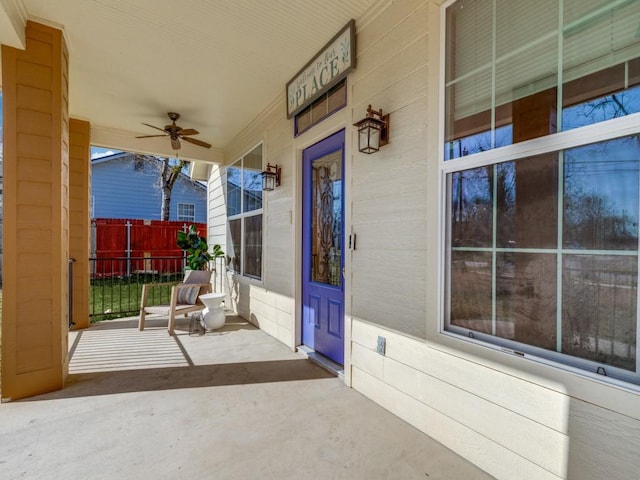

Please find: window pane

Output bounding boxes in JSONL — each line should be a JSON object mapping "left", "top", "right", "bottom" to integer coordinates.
{"left": 228, "top": 218, "right": 242, "bottom": 273}
{"left": 563, "top": 254, "right": 637, "bottom": 371}
{"left": 328, "top": 81, "right": 346, "bottom": 113}
{"left": 562, "top": 0, "right": 640, "bottom": 131}
{"left": 450, "top": 167, "right": 493, "bottom": 248}
{"left": 297, "top": 108, "right": 312, "bottom": 134}
{"left": 311, "top": 96, "right": 328, "bottom": 122}
{"left": 295, "top": 79, "right": 347, "bottom": 136}
{"left": 177, "top": 203, "right": 195, "bottom": 222}
{"left": 496, "top": 252, "right": 557, "bottom": 350}
{"left": 496, "top": 2, "right": 558, "bottom": 120}
{"left": 243, "top": 145, "right": 263, "bottom": 213}
{"left": 563, "top": 136, "right": 640, "bottom": 250}
{"left": 563, "top": 1, "right": 640, "bottom": 85}
{"left": 227, "top": 162, "right": 242, "bottom": 216}
{"left": 445, "top": 124, "right": 513, "bottom": 161}
{"left": 244, "top": 214, "right": 262, "bottom": 279}
{"left": 563, "top": 83, "right": 640, "bottom": 130}
{"left": 445, "top": 69, "right": 492, "bottom": 145}
{"left": 450, "top": 251, "right": 492, "bottom": 334}
{"left": 445, "top": 0, "right": 493, "bottom": 84}
{"left": 311, "top": 150, "right": 342, "bottom": 286}
{"left": 496, "top": 0, "right": 557, "bottom": 58}
{"left": 496, "top": 154, "right": 558, "bottom": 249}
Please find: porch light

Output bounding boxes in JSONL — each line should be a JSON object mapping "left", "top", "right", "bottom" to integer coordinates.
{"left": 261, "top": 163, "right": 281, "bottom": 191}
{"left": 353, "top": 104, "right": 390, "bottom": 154}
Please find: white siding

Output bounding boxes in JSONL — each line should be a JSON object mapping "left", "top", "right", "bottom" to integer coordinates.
{"left": 350, "top": 0, "right": 430, "bottom": 339}
{"left": 206, "top": 1, "right": 640, "bottom": 479}
{"left": 207, "top": 164, "right": 227, "bottom": 291}
{"left": 351, "top": 318, "right": 640, "bottom": 480}
{"left": 210, "top": 97, "right": 296, "bottom": 348}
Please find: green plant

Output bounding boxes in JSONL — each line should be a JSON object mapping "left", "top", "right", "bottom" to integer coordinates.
{"left": 211, "top": 243, "right": 225, "bottom": 260}
{"left": 177, "top": 224, "right": 224, "bottom": 270}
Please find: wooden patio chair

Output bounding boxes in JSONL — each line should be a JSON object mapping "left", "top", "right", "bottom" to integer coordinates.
{"left": 138, "top": 270, "right": 212, "bottom": 334}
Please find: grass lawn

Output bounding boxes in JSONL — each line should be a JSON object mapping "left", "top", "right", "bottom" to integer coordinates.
{"left": 0, "top": 279, "right": 175, "bottom": 327}
{"left": 90, "top": 279, "right": 177, "bottom": 322}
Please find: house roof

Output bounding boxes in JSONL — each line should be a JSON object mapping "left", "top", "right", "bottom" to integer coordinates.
{"left": 0, "top": 1, "right": 384, "bottom": 163}
{"left": 92, "top": 151, "right": 206, "bottom": 190}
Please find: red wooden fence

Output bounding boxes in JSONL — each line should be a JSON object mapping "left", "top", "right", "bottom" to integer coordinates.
{"left": 91, "top": 219, "right": 207, "bottom": 276}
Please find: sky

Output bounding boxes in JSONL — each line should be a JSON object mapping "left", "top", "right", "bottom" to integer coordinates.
{"left": 91, "top": 146, "right": 120, "bottom": 159}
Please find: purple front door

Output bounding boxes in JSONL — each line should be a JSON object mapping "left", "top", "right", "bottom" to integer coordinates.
{"left": 302, "top": 130, "right": 345, "bottom": 365}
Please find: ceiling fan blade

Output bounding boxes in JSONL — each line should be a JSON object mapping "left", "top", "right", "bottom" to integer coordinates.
{"left": 171, "top": 137, "right": 181, "bottom": 150}
{"left": 135, "top": 134, "right": 168, "bottom": 139}
{"left": 178, "top": 128, "right": 199, "bottom": 136}
{"left": 142, "top": 123, "right": 167, "bottom": 133}
{"left": 182, "top": 136, "right": 212, "bottom": 149}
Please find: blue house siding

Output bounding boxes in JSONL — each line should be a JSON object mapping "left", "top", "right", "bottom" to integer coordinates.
{"left": 91, "top": 153, "right": 207, "bottom": 222}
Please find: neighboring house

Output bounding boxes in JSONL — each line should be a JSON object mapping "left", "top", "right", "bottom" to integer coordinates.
{"left": 91, "top": 152, "right": 206, "bottom": 222}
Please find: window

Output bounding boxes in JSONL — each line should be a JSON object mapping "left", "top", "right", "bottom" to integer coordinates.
{"left": 227, "top": 144, "right": 263, "bottom": 280}
{"left": 177, "top": 203, "right": 195, "bottom": 222}
{"left": 295, "top": 79, "right": 347, "bottom": 136}
{"left": 443, "top": 0, "right": 640, "bottom": 386}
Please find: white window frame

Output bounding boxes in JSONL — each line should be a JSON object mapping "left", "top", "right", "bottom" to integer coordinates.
{"left": 177, "top": 202, "right": 196, "bottom": 222}
{"left": 226, "top": 143, "right": 264, "bottom": 281}
{"left": 439, "top": 0, "right": 640, "bottom": 389}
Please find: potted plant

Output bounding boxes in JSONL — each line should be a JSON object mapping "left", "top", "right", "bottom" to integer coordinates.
{"left": 177, "top": 224, "right": 224, "bottom": 270}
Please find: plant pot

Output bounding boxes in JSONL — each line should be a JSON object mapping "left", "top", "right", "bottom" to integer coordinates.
{"left": 199, "top": 293, "right": 226, "bottom": 330}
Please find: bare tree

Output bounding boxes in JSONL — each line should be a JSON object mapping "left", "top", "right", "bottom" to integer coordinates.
{"left": 130, "top": 154, "right": 189, "bottom": 221}
{"left": 159, "top": 156, "right": 188, "bottom": 221}
{"left": 129, "top": 155, "right": 182, "bottom": 220}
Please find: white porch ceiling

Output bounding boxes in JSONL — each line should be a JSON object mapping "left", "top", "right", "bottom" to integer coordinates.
{"left": 0, "top": 0, "right": 383, "bottom": 162}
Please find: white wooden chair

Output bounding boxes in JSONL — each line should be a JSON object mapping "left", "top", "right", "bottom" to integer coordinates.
{"left": 138, "top": 270, "right": 212, "bottom": 334}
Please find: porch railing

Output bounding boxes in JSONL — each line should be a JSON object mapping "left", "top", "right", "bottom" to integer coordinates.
{"left": 89, "top": 256, "right": 225, "bottom": 321}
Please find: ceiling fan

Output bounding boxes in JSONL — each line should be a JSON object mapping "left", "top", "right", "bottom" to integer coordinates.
{"left": 135, "top": 112, "right": 212, "bottom": 150}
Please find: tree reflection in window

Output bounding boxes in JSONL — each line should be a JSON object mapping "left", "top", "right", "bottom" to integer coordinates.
{"left": 564, "top": 136, "right": 640, "bottom": 250}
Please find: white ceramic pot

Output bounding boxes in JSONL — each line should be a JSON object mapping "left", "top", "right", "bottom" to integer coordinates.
{"left": 199, "top": 293, "right": 226, "bottom": 331}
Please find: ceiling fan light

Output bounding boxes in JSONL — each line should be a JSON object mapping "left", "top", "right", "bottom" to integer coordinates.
{"left": 137, "top": 112, "right": 210, "bottom": 150}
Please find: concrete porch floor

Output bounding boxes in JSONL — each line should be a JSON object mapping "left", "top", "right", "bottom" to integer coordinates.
{"left": 0, "top": 315, "right": 494, "bottom": 480}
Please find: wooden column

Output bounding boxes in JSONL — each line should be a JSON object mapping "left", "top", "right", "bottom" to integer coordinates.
{"left": 69, "top": 119, "right": 91, "bottom": 330}
{"left": 1, "top": 21, "right": 70, "bottom": 400}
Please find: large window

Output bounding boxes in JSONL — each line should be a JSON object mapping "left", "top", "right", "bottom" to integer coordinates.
{"left": 227, "top": 144, "right": 263, "bottom": 280}
{"left": 443, "top": 0, "right": 640, "bottom": 386}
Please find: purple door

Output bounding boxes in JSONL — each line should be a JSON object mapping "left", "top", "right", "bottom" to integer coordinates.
{"left": 302, "top": 130, "right": 345, "bottom": 365}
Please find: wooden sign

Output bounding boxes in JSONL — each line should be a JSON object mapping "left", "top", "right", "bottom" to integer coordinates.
{"left": 286, "top": 19, "right": 356, "bottom": 118}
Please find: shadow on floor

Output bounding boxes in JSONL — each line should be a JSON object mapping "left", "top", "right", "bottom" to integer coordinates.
{"left": 23, "top": 358, "right": 336, "bottom": 401}
{"left": 84, "top": 314, "right": 254, "bottom": 332}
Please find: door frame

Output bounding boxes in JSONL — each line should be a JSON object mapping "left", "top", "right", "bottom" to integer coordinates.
{"left": 301, "top": 129, "right": 346, "bottom": 364}
{"left": 293, "top": 115, "right": 353, "bottom": 385}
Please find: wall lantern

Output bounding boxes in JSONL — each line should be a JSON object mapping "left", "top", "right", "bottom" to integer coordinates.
{"left": 353, "top": 104, "right": 390, "bottom": 154}
{"left": 261, "top": 163, "right": 281, "bottom": 191}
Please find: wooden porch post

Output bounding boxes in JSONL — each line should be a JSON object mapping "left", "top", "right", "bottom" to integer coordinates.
{"left": 1, "top": 21, "right": 70, "bottom": 400}
{"left": 69, "top": 119, "right": 91, "bottom": 330}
